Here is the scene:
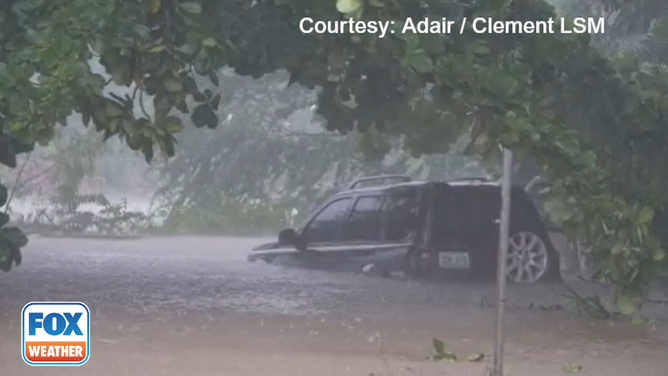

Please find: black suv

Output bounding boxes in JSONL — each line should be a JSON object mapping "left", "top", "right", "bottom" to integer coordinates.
{"left": 248, "top": 175, "right": 561, "bottom": 283}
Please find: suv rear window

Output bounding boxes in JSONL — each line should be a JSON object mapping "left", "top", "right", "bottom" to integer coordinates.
{"left": 433, "top": 186, "right": 498, "bottom": 241}
{"left": 431, "top": 185, "right": 542, "bottom": 245}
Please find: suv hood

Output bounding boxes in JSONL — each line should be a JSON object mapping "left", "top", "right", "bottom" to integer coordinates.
{"left": 252, "top": 241, "right": 282, "bottom": 251}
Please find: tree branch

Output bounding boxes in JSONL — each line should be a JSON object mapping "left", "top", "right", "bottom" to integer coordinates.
{"left": 13, "top": 161, "right": 58, "bottom": 192}
{"left": 139, "top": 88, "right": 152, "bottom": 121}
{"left": 4, "top": 151, "right": 33, "bottom": 213}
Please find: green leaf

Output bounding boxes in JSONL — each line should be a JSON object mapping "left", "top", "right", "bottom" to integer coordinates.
{"left": 0, "top": 244, "right": 15, "bottom": 272}
{"left": 154, "top": 93, "right": 175, "bottom": 118}
{"left": 369, "top": 0, "right": 384, "bottom": 7}
{"left": 192, "top": 104, "right": 218, "bottom": 128}
{"left": 474, "top": 133, "right": 488, "bottom": 146}
{"left": 122, "top": 119, "right": 138, "bottom": 135}
{"left": 636, "top": 206, "right": 653, "bottom": 224}
{"left": 35, "top": 126, "right": 54, "bottom": 145}
{"left": 148, "top": 44, "right": 167, "bottom": 53}
{"left": 562, "top": 362, "right": 584, "bottom": 373}
{"left": 465, "top": 353, "right": 484, "bottom": 362}
{"left": 211, "top": 94, "right": 221, "bottom": 108}
{"left": 178, "top": 1, "right": 202, "bottom": 14}
{"left": 162, "top": 134, "right": 176, "bottom": 157}
{"left": 133, "top": 24, "right": 151, "bottom": 40}
{"left": 176, "top": 43, "right": 199, "bottom": 55}
{"left": 432, "top": 338, "right": 445, "bottom": 355}
{"left": 470, "top": 42, "right": 491, "bottom": 55}
{"left": 82, "top": 112, "right": 92, "bottom": 126}
{"left": 149, "top": 0, "right": 161, "bottom": 13}
{"left": 164, "top": 117, "right": 184, "bottom": 133}
{"left": 400, "top": 33, "right": 420, "bottom": 50}
{"left": 434, "top": 352, "right": 458, "bottom": 362}
{"left": 126, "top": 134, "right": 143, "bottom": 150}
{"left": 209, "top": 72, "right": 219, "bottom": 86}
{"left": 0, "top": 138, "right": 17, "bottom": 168}
{"left": 175, "top": 98, "right": 189, "bottom": 113}
{"left": 0, "top": 227, "right": 28, "bottom": 248}
{"left": 202, "top": 37, "right": 216, "bottom": 47}
{"left": 503, "top": 110, "right": 519, "bottom": 127}
{"left": 419, "top": 34, "right": 445, "bottom": 54}
{"left": 9, "top": 137, "right": 33, "bottom": 155}
{"left": 142, "top": 142, "right": 154, "bottom": 163}
{"left": 108, "top": 119, "right": 120, "bottom": 134}
{"left": 110, "top": 64, "right": 131, "bottom": 85}
{"left": 104, "top": 102, "right": 124, "bottom": 118}
{"left": 615, "top": 294, "right": 638, "bottom": 315}
{"left": 192, "top": 91, "right": 206, "bottom": 102}
{"left": 102, "top": 130, "right": 114, "bottom": 142}
{"left": 611, "top": 243, "right": 624, "bottom": 255}
{"left": 336, "top": 0, "right": 362, "bottom": 14}
{"left": 544, "top": 197, "right": 573, "bottom": 223}
{"left": 163, "top": 78, "right": 183, "bottom": 92}
{"left": 403, "top": 49, "right": 433, "bottom": 74}
{"left": 0, "top": 184, "right": 7, "bottom": 207}
{"left": 432, "top": 338, "right": 458, "bottom": 361}
{"left": 651, "top": 248, "right": 665, "bottom": 261}
{"left": 581, "top": 151, "right": 596, "bottom": 168}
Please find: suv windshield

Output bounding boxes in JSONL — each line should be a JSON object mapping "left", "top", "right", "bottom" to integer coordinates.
{"left": 301, "top": 197, "right": 352, "bottom": 243}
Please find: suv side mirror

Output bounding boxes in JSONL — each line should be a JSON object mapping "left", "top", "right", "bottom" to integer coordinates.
{"left": 278, "top": 228, "right": 298, "bottom": 245}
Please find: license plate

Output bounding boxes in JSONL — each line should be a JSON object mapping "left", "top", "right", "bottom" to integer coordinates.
{"left": 438, "top": 252, "right": 470, "bottom": 269}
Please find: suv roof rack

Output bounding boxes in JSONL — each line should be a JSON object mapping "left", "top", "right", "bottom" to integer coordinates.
{"left": 444, "top": 177, "right": 490, "bottom": 183}
{"left": 348, "top": 175, "right": 412, "bottom": 190}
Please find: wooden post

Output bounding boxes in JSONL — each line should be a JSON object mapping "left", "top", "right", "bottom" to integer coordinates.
{"left": 492, "top": 148, "right": 513, "bottom": 376}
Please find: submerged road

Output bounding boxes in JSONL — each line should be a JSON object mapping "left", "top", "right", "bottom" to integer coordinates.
{"left": 1, "top": 236, "right": 667, "bottom": 376}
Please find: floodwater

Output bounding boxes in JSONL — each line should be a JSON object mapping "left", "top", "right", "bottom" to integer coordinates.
{"left": 1, "top": 236, "right": 666, "bottom": 376}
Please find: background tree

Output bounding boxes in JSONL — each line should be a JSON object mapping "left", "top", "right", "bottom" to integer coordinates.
{"left": 551, "top": 0, "right": 668, "bottom": 60}
{"left": 155, "top": 68, "right": 485, "bottom": 234}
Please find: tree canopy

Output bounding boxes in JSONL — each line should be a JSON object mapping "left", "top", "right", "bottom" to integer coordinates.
{"left": 1, "top": 0, "right": 667, "bottom": 312}
{"left": 154, "top": 68, "right": 485, "bottom": 234}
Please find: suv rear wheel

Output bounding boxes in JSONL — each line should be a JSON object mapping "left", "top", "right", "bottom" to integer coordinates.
{"left": 506, "top": 231, "right": 551, "bottom": 283}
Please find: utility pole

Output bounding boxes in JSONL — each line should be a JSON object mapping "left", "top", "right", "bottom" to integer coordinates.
{"left": 492, "top": 148, "right": 512, "bottom": 376}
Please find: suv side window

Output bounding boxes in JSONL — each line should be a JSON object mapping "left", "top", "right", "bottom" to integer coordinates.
{"left": 384, "top": 188, "right": 419, "bottom": 241}
{"left": 344, "top": 195, "right": 384, "bottom": 241}
{"left": 301, "top": 198, "right": 352, "bottom": 243}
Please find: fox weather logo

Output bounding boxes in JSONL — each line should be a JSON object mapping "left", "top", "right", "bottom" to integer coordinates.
{"left": 21, "top": 302, "right": 90, "bottom": 366}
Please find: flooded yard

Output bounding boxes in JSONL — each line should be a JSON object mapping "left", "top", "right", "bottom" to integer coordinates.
{"left": 0, "top": 236, "right": 666, "bottom": 375}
